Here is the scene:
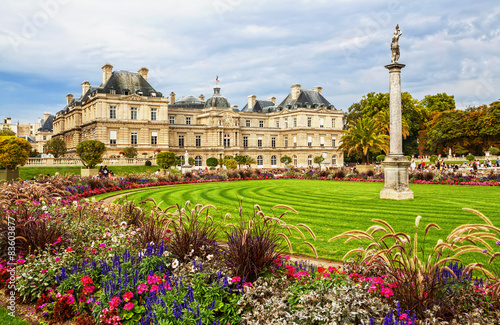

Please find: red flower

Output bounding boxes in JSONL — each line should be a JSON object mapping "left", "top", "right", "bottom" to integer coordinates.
{"left": 65, "top": 248, "right": 73, "bottom": 252}
{"left": 317, "top": 266, "right": 326, "bottom": 273}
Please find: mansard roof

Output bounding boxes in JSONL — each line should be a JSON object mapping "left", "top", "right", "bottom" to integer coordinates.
{"left": 169, "top": 95, "right": 205, "bottom": 109}
{"left": 240, "top": 100, "right": 277, "bottom": 113}
{"left": 278, "top": 89, "right": 335, "bottom": 110}
{"left": 38, "top": 115, "right": 54, "bottom": 132}
{"left": 101, "top": 71, "right": 161, "bottom": 97}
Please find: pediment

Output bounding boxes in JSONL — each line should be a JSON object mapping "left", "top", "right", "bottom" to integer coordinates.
{"left": 124, "top": 94, "right": 145, "bottom": 101}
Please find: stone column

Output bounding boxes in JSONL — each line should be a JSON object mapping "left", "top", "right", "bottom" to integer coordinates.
{"left": 380, "top": 63, "right": 414, "bottom": 200}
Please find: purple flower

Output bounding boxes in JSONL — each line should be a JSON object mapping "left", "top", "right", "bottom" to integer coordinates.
{"left": 482, "top": 249, "right": 488, "bottom": 253}
{"left": 496, "top": 240, "right": 500, "bottom": 245}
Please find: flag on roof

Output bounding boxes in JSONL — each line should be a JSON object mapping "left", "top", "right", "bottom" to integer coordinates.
{"left": 216, "top": 75, "right": 219, "bottom": 82}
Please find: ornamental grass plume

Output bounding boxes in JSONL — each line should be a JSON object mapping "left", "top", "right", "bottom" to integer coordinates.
{"left": 222, "top": 198, "right": 317, "bottom": 282}
{"left": 329, "top": 208, "right": 500, "bottom": 320}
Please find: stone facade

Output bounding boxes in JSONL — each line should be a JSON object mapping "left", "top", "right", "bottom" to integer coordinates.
{"left": 53, "top": 64, "right": 344, "bottom": 168}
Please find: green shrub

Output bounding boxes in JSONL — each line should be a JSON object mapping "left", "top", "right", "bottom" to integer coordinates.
{"left": 376, "top": 154, "right": 386, "bottom": 162}
{"left": 206, "top": 157, "right": 218, "bottom": 167}
{"left": 280, "top": 156, "right": 292, "bottom": 166}
{"left": 75, "top": 140, "right": 106, "bottom": 169}
{"left": 43, "top": 138, "right": 67, "bottom": 158}
{"left": 466, "top": 154, "right": 475, "bottom": 162}
{"left": 123, "top": 146, "right": 138, "bottom": 158}
{"left": 225, "top": 158, "right": 237, "bottom": 169}
{"left": 156, "top": 151, "right": 175, "bottom": 169}
{"left": 430, "top": 155, "right": 438, "bottom": 163}
{"left": 0, "top": 136, "right": 32, "bottom": 170}
{"left": 488, "top": 147, "right": 499, "bottom": 156}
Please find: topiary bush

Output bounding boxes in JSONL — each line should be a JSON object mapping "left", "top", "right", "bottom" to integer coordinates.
{"left": 123, "top": 146, "right": 138, "bottom": 158}
{"left": 43, "top": 138, "right": 67, "bottom": 158}
{"left": 156, "top": 151, "right": 175, "bottom": 169}
{"left": 206, "top": 157, "right": 218, "bottom": 168}
{"left": 75, "top": 140, "right": 106, "bottom": 169}
{"left": 487, "top": 147, "right": 499, "bottom": 156}
{"left": 376, "top": 154, "right": 386, "bottom": 162}
{"left": 0, "top": 136, "right": 32, "bottom": 170}
{"left": 466, "top": 154, "right": 475, "bottom": 162}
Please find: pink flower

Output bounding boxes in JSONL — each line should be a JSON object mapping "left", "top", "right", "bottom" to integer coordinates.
{"left": 231, "top": 276, "right": 241, "bottom": 283}
{"left": 137, "top": 283, "right": 149, "bottom": 294}
{"left": 55, "top": 257, "right": 61, "bottom": 262}
{"left": 124, "top": 302, "right": 134, "bottom": 311}
{"left": 41, "top": 269, "right": 47, "bottom": 273}
{"left": 381, "top": 287, "right": 394, "bottom": 298}
{"left": 16, "top": 259, "right": 25, "bottom": 265}
{"left": 80, "top": 276, "right": 93, "bottom": 285}
{"left": 109, "top": 296, "right": 121, "bottom": 308}
{"left": 150, "top": 285, "right": 159, "bottom": 292}
{"left": 122, "top": 292, "right": 134, "bottom": 302}
{"left": 82, "top": 285, "right": 95, "bottom": 294}
{"left": 147, "top": 274, "right": 161, "bottom": 285}
{"left": 65, "top": 248, "right": 73, "bottom": 252}
{"left": 99, "top": 243, "right": 106, "bottom": 248}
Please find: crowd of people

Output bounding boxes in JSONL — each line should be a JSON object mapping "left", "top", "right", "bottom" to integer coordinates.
{"left": 409, "top": 158, "right": 500, "bottom": 174}
{"left": 98, "top": 165, "right": 114, "bottom": 178}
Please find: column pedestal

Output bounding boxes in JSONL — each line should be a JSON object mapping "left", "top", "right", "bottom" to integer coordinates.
{"left": 380, "top": 155, "right": 413, "bottom": 200}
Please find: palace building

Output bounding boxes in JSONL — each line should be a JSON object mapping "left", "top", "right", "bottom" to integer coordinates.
{"left": 52, "top": 64, "right": 344, "bottom": 168}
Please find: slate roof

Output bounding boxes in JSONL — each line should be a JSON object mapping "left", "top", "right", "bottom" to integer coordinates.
{"left": 278, "top": 89, "right": 335, "bottom": 110}
{"left": 38, "top": 115, "right": 54, "bottom": 132}
{"left": 169, "top": 95, "right": 205, "bottom": 109}
{"left": 56, "top": 70, "right": 162, "bottom": 116}
{"left": 240, "top": 100, "right": 277, "bottom": 113}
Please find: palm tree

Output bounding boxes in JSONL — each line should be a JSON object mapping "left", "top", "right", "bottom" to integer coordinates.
{"left": 339, "top": 116, "right": 389, "bottom": 164}
{"left": 244, "top": 156, "right": 256, "bottom": 167}
{"left": 374, "top": 108, "right": 410, "bottom": 139}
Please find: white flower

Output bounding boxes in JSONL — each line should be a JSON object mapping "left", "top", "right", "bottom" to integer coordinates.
{"left": 130, "top": 231, "right": 136, "bottom": 236}
{"left": 119, "top": 234, "right": 125, "bottom": 239}
{"left": 103, "top": 208, "right": 108, "bottom": 213}
{"left": 227, "top": 277, "right": 233, "bottom": 285}
{"left": 163, "top": 251, "right": 170, "bottom": 257}
{"left": 207, "top": 254, "right": 214, "bottom": 261}
{"left": 91, "top": 242, "right": 95, "bottom": 248}
{"left": 190, "top": 265, "right": 196, "bottom": 273}
{"left": 188, "top": 249, "right": 194, "bottom": 256}
{"left": 42, "top": 206, "right": 47, "bottom": 211}
{"left": 172, "top": 259, "right": 179, "bottom": 269}
{"left": 111, "top": 237, "right": 118, "bottom": 243}
{"left": 120, "top": 221, "right": 127, "bottom": 227}
{"left": 85, "top": 198, "right": 89, "bottom": 202}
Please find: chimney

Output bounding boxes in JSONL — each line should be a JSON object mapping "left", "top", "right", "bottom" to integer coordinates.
{"left": 312, "top": 86, "right": 323, "bottom": 94}
{"left": 267, "top": 96, "right": 276, "bottom": 105}
{"left": 291, "top": 84, "right": 301, "bottom": 100}
{"left": 101, "top": 62, "right": 113, "bottom": 85}
{"left": 66, "top": 93, "right": 73, "bottom": 105}
{"left": 248, "top": 95, "right": 256, "bottom": 110}
{"left": 4, "top": 117, "right": 11, "bottom": 125}
{"left": 81, "top": 81, "right": 90, "bottom": 96}
{"left": 199, "top": 94, "right": 205, "bottom": 101}
{"left": 170, "top": 92, "right": 176, "bottom": 104}
{"left": 138, "top": 67, "right": 149, "bottom": 81}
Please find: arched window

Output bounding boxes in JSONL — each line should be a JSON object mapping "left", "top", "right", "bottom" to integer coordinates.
{"left": 271, "top": 155, "right": 277, "bottom": 166}
{"left": 332, "top": 155, "right": 337, "bottom": 166}
{"left": 308, "top": 155, "right": 312, "bottom": 166}
{"left": 257, "top": 155, "right": 263, "bottom": 167}
{"left": 293, "top": 155, "right": 297, "bottom": 166}
{"left": 195, "top": 156, "right": 202, "bottom": 167}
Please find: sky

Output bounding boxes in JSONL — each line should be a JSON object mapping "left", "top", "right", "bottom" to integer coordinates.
{"left": 0, "top": 0, "right": 499, "bottom": 124}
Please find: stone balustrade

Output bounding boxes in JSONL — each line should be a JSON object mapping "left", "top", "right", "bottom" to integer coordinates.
{"left": 25, "top": 157, "right": 156, "bottom": 167}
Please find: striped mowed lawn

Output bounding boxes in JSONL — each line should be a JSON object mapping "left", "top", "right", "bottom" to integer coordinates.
{"left": 113, "top": 179, "right": 500, "bottom": 265}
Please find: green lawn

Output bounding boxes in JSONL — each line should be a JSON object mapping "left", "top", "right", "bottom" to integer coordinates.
{"left": 19, "top": 165, "right": 170, "bottom": 180}
{"left": 100, "top": 179, "right": 500, "bottom": 265}
{"left": 0, "top": 306, "right": 30, "bottom": 324}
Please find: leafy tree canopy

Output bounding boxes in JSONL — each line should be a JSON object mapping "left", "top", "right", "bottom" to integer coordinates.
{"left": 0, "top": 136, "right": 32, "bottom": 169}
{"left": 156, "top": 151, "right": 176, "bottom": 169}
{"left": 76, "top": 140, "right": 106, "bottom": 169}
{"left": 43, "top": 138, "right": 67, "bottom": 158}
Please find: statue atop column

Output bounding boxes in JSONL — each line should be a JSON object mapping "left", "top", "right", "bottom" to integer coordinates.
{"left": 391, "top": 25, "right": 402, "bottom": 63}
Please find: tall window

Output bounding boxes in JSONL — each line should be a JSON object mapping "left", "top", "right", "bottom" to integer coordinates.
{"left": 293, "top": 117, "right": 297, "bottom": 127}
{"left": 179, "top": 135, "right": 184, "bottom": 147}
{"left": 307, "top": 117, "right": 312, "bottom": 127}
{"left": 195, "top": 156, "right": 202, "bottom": 167}
{"left": 284, "top": 118, "right": 288, "bottom": 128}
{"left": 224, "top": 134, "right": 230, "bottom": 147}
{"left": 293, "top": 136, "right": 297, "bottom": 147}
{"left": 131, "top": 131, "right": 137, "bottom": 145}
{"left": 186, "top": 117, "right": 191, "bottom": 125}
{"left": 131, "top": 107, "right": 138, "bottom": 120}
{"left": 259, "top": 120, "right": 264, "bottom": 128}
{"left": 332, "top": 155, "right": 337, "bottom": 166}
{"left": 151, "top": 131, "right": 158, "bottom": 145}
{"left": 169, "top": 116, "right": 175, "bottom": 124}
{"left": 110, "top": 106, "right": 117, "bottom": 119}
{"left": 110, "top": 130, "right": 117, "bottom": 145}
{"left": 258, "top": 137, "right": 262, "bottom": 148}
{"left": 332, "top": 137, "right": 336, "bottom": 147}
{"left": 246, "top": 120, "right": 250, "bottom": 127}
{"left": 284, "top": 137, "right": 288, "bottom": 147}
{"left": 308, "top": 136, "right": 312, "bottom": 147}
{"left": 271, "top": 155, "right": 277, "bottom": 166}
{"left": 275, "top": 119, "right": 279, "bottom": 128}
{"left": 320, "top": 118, "right": 324, "bottom": 128}
{"left": 308, "top": 155, "right": 312, "bottom": 166}
{"left": 243, "top": 136, "right": 248, "bottom": 148}
{"left": 332, "top": 118, "right": 336, "bottom": 128}
{"left": 257, "top": 155, "right": 263, "bottom": 166}
{"left": 271, "top": 137, "right": 276, "bottom": 148}
{"left": 293, "top": 155, "right": 297, "bottom": 166}
{"left": 320, "top": 136, "right": 325, "bottom": 147}
{"left": 196, "top": 135, "right": 201, "bottom": 147}
{"left": 151, "top": 108, "right": 157, "bottom": 121}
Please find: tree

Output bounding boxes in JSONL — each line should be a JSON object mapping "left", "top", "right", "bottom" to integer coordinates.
{"left": 123, "top": 147, "right": 138, "bottom": 158}
{"left": 43, "top": 138, "right": 67, "bottom": 158}
{"left": 280, "top": 156, "right": 292, "bottom": 167}
{"left": 420, "top": 93, "right": 456, "bottom": 113}
{"left": 234, "top": 155, "right": 247, "bottom": 168}
{"left": 29, "top": 149, "right": 38, "bottom": 157}
{"left": 339, "top": 116, "right": 389, "bottom": 164}
{"left": 218, "top": 158, "right": 225, "bottom": 168}
{"left": 76, "top": 140, "right": 106, "bottom": 169}
{"left": 0, "top": 128, "right": 15, "bottom": 136}
{"left": 225, "top": 158, "right": 237, "bottom": 169}
{"left": 0, "top": 136, "right": 31, "bottom": 170}
{"left": 188, "top": 157, "right": 195, "bottom": 166}
{"left": 206, "top": 157, "right": 218, "bottom": 168}
{"left": 156, "top": 151, "right": 176, "bottom": 169}
{"left": 313, "top": 156, "right": 325, "bottom": 168}
{"left": 244, "top": 156, "right": 256, "bottom": 167}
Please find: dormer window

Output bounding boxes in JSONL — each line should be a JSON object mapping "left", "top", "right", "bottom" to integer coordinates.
{"left": 150, "top": 92, "right": 156, "bottom": 97}
{"left": 137, "top": 91, "right": 143, "bottom": 96}
{"left": 123, "top": 90, "right": 130, "bottom": 95}
{"left": 110, "top": 89, "right": 116, "bottom": 95}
